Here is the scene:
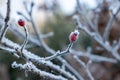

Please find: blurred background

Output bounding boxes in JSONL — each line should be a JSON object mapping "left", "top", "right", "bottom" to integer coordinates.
{"left": 0, "top": 0, "right": 120, "bottom": 80}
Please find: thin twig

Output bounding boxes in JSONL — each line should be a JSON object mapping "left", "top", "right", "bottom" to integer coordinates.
{"left": 44, "top": 43, "right": 73, "bottom": 61}
{"left": 71, "top": 49, "right": 117, "bottom": 63}
{"left": 74, "top": 56, "right": 94, "bottom": 80}
{"left": 76, "top": 0, "right": 95, "bottom": 31}
{"left": 21, "top": 25, "right": 28, "bottom": 52}
{"left": 0, "top": 0, "right": 10, "bottom": 41}
{"left": 76, "top": 0, "right": 102, "bottom": 40}
{"left": 103, "top": 4, "right": 120, "bottom": 41}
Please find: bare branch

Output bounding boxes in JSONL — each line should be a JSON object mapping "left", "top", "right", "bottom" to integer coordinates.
{"left": 76, "top": 0, "right": 96, "bottom": 31}
{"left": 44, "top": 43, "right": 73, "bottom": 61}
{"left": 103, "top": 4, "right": 120, "bottom": 41}
{"left": 71, "top": 49, "right": 117, "bottom": 63}
{"left": 0, "top": 37, "right": 77, "bottom": 80}
{"left": 73, "top": 15, "right": 120, "bottom": 61}
{"left": 74, "top": 56, "right": 94, "bottom": 80}
{"left": 0, "top": 0, "right": 10, "bottom": 41}
{"left": 12, "top": 62, "right": 67, "bottom": 80}
{"left": 21, "top": 25, "right": 29, "bottom": 52}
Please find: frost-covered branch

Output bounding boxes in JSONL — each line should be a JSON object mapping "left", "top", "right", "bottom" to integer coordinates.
{"left": 73, "top": 15, "right": 120, "bottom": 61}
{"left": 74, "top": 56, "right": 94, "bottom": 80}
{"left": 44, "top": 43, "right": 73, "bottom": 61}
{"left": 76, "top": 0, "right": 96, "bottom": 31}
{"left": 12, "top": 62, "right": 67, "bottom": 80}
{"left": 0, "top": 37, "right": 77, "bottom": 80}
{"left": 71, "top": 49, "right": 117, "bottom": 63}
{"left": 0, "top": 0, "right": 10, "bottom": 41}
{"left": 103, "top": 1, "right": 120, "bottom": 41}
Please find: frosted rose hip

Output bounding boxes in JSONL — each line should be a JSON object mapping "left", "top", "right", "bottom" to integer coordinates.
{"left": 69, "top": 30, "right": 79, "bottom": 43}
{"left": 18, "top": 19, "right": 25, "bottom": 27}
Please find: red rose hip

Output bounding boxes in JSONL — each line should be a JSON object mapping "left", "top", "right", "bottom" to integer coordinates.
{"left": 18, "top": 19, "right": 25, "bottom": 27}
{"left": 69, "top": 30, "right": 79, "bottom": 43}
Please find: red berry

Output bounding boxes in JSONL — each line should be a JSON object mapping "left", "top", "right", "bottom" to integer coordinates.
{"left": 18, "top": 19, "right": 25, "bottom": 27}
{"left": 69, "top": 30, "right": 79, "bottom": 43}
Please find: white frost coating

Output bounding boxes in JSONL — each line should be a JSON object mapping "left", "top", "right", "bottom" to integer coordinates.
{"left": 74, "top": 30, "right": 80, "bottom": 35}
{"left": 0, "top": 46, "right": 15, "bottom": 52}
{"left": 2, "top": 37, "right": 20, "bottom": 48}
{"left": 72, "top": 15, "right": 79, "bottom": 22}
{"left": 0, "top": 37, "right": 77, "bottom": 80}
{"left": 12, "top": 62, "right": 67, "bottom": 80}
{"left": 74, "top": 16, "right": 120, "bottom": 60}
{"left": 71, "top": 49, "right": 117, "bottom": 63}
{"left": 109, "top": 1, "right": 120, "bottom": 14}
{"left": 74, "top": 56, "right": 94, "bottom": 80}
{"left": 105, "top": 41, "right": 110, "bottom": 46}
{"left": 39, "top": 60, "right": 77, "bottom": 80}
{"left": 27, "top": 52, "right": 77, "bottom": 80}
